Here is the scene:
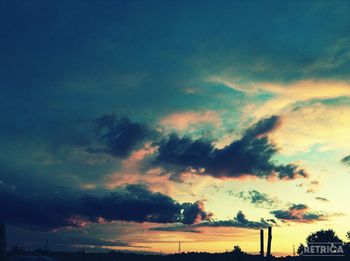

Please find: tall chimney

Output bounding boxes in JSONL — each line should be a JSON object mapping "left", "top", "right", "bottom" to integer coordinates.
{"left": 260, "top": 229, "right": 264, "bottom": 257}
{"left": 266, "top": 226, "right": 272, "bottom": 257}
{"left": 0, "top": 222, "right": 6, "bottom": 258}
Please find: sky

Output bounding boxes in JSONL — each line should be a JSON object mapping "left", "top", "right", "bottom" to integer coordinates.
{"left": 1, "top": 0, "right": 350, "bottom": 257}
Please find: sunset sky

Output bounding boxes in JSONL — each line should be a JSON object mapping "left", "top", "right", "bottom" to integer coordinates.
{"left": 1, "top": 0, "right": 350, "bottom": 257}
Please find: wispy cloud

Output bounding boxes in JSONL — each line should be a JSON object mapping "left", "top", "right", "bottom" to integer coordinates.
{"left": 270, "top": 204, "right": 327, "bottom": 223}
{"left": 341, "top": 155, "right": 350, "bottom": 166}
{"left": 159, "top": 111, "right": 221, "bottom": 131}
{"left": 213, "top": 78, "right": 350, "bottom": 155}
{"left": 236, "top": 190, "right": 281, "bottom": 209}
{"left": 315, "top": 197, "right": 329, "bottom": 202}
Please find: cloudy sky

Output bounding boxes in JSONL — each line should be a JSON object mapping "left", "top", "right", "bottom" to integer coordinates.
{"left": 1, "top": 0, "right": 350, "bottom": 256}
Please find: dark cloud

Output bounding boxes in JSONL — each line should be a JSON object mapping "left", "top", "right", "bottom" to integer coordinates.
{"left": 244, "top": 115, "right": 281, "bottom": 138}
{"left": 149, "top": 226, "right": 201, "bottom": 233}
{"left": 290, "top": 204, "right": 308, "bottom": 210}
{"left": 150, "top": 211, "right": 274, "bottom": 233}
{"left": 91, "top": 114, "right": 155, "bottom": 158}
{"left": 154, "top": 116, "right": 307, "bottom": 180}
{"left": 315, "top": 197, "right": 330, "bottom": 202}
{"left": 275, "top": 165, "right": 308, "bottom": 180}
{"left": 181, "top": 201, "right": 213, "bottom": 225}
{"left": 237, "top": 190, "right": 279, "bottom": 209}
{"left": 154, "top": 134, "right": 213, "bottom": 171}
{"left": 197, "top": 211, "right": 273, "bottom": 229}
{"left": 0, "top": 184, "right": 211, "bottom": 230}
{"left": 270, "top": 204, "right": 326, "bottom": 223}
{"left": 49, "top": 237, "right": 130, "bottom": 248}
{"left": 79, "top": 184, "right": 181, "bottom": 224}
{"left": 6, "top": 225, "right": 131, "bottom": 252}
{"left": 341, "top": 155, "right": 350, "bottom": 166}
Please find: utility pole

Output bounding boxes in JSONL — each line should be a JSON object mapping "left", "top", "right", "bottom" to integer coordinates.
{"left": 260, "top": 229, "right": 264, "bottom": 257}
{"left": 293, "top": 245, "right": 295, "bottom": 256}
{"left": 266, "top": 226, "right": 272, "bottom": 257}
{"left": 178, "top": 241, "right": 181, "bottom": 253}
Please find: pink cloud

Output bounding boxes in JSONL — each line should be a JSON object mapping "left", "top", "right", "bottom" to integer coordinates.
{"left": 159, "top": 111, "right": 221, "bottom": 131}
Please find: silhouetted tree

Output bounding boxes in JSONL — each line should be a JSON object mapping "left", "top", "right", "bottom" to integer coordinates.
{"left": 233, "top": 245, "right": 242, "bottom": 253}
{"left": 232, "top": 245, "right": 245, "bottom": 257}
{"left": 297, "top": 244, "right": 305, "bottom": 256}
{"left": 306, "top": 229, "right": 342, "bottom": 244}
{"left": 347, "top": 231, "right": 350, "bottom": 241}
{"left": 297, "top": 229, "right": 343, "bottom": 256}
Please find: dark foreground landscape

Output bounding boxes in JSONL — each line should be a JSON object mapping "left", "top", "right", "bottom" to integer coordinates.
{"left": 3, "top": 248, "right": 350, "bottom": 261}
{"left": 1, "top": 243, "right": 350, "bottom": 261}
{"left": 2, "top": 228, "right": 350, "bottom": 261}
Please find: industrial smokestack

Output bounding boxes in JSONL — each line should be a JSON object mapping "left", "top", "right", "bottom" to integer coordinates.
{"left": 260, "top": 229, "right": 264, "bottom": 257}
{"left": 266, "top": 226, "right": 272, "bottom": 257}
{"left": 0, "top": 222, "right": 6, "bottom": 258}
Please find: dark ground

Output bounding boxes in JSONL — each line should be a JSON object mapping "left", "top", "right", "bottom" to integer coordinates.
{"left": 3, "top": 249, "right": 350, "bottom": 261}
